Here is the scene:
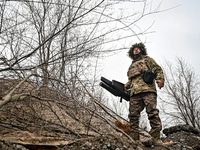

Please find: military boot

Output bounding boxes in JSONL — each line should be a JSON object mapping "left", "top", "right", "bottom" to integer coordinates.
{"left": 150, "top": 131, "right": 162, "bottom": 143}
{"left": 129, "top": 132, "right": 140, "bottom": 141}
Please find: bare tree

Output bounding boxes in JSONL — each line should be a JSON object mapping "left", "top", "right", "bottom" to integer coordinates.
{"left": 0, "top": 0, "right": 169, "bottom": 146}
{"left": 0, "top": 0, "right": 166, "bottom": 104}
{"left": 0, "top": 0, "right": 165, "bottom": 78}
{"left": 160, "top": 57, "right": 200, "bottom": 130}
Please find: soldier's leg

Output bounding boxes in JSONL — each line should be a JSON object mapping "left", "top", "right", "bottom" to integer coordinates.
{"left": 143, "top": 92, "right": 162, "bottom": 131}
{"left": 143, "top": 92, "right": 162, "bottom": 142}
{"left": 128, "top": 94, "right": 144, "bottom": 140}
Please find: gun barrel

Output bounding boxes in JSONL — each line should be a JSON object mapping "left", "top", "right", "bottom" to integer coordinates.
{"left": 100, "top": 77, "right": 130, "bottom": 102}
{"left": 99, "top": 82, "right": 120, "bottom": 97}
{"left": 101, "top": 77, "right": 112, "bottom": 87}
{"left": 112, "top": 80, "right": 125, "bottom": 93}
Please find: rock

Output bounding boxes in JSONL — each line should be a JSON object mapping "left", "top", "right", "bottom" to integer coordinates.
{"left": 102, "top": 145, "right": 107, "bottom": 149}
{"left": 142, "top": 137, "right": 154, "bottom": 147}
{"left": 163, "top": 129, "right": 200, "bottom": 150}
{"left": 163, "top": 124, "right": 200, "bottom": 136}
{"left": 107, "top": 142, "right": 111, "bottom": 147}
{"left": 123, "top": 145, "right": 128, "bottom": 150}
{"left": 84, "top": 141, "right": 92, "bottom": 147}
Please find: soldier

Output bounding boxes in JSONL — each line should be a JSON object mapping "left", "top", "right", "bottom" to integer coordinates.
{"left": 124, "top": 43, "right": 164, "bottom": 143}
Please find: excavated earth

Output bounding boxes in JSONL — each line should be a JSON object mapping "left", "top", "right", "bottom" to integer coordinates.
{"left": 0, "top": 79, "right": 200, "bottom": 150}
{"left": 1, "top": 124, "right": 200, "bottom": 150}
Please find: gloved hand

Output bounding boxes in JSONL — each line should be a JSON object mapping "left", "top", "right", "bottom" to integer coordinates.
{"left": 157, "top": 82, "right": 164, "bottom": 89}
{"left": 124, "top": 86, "right": 127, "bottom": 91}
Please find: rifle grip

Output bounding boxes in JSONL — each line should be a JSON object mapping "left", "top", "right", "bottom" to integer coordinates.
{"left": 120, "top": 97, "right": 122, "bottom": 103}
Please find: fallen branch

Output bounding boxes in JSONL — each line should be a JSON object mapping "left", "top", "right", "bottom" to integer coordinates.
{"left": 0, "top": 67, "right": 38, "bottom": 108}
{"left": 74, "top": 74, "right": 135, "bottom": 143}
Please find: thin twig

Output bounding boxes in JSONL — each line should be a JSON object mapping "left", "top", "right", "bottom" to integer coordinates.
{"left": 74, "top": 74, "right": 118, "bottom": 120}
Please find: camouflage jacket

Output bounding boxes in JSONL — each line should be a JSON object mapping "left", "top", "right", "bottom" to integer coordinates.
{"left": 125, "top": 55, "right": 165, "bottom": 96}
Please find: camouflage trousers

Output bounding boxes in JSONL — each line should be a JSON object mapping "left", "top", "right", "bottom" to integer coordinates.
{"left": 128, "top": 92, "right": 162, "bottom": 133}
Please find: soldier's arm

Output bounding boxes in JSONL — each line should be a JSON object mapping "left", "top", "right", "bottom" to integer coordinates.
{"left": 146, "top": 57, "right": 165, "bottom": 84}
{"left": 124, "top": 80, "right": 131, "bottom": 90}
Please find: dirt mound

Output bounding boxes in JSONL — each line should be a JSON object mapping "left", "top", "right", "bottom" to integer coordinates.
{"left": 1, "top": 79, "right": 200, "bottom": 150}
{"left": 1, "top": 126, "right": 199, "bottom": 150}
{"left": 162, "top": 125, "right": 200, "bottom": 150}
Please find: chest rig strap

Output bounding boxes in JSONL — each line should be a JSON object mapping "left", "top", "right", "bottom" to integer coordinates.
{"left": 127, "top": 57, "right": 148, "bottom": 80}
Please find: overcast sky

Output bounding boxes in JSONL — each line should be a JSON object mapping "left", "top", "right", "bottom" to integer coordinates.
{"left": 101, "top": 0, "right": 200, "bottom": 84}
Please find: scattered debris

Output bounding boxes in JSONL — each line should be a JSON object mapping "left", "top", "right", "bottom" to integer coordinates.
{"left": 0, "top": 79, "right": 200, "bottom": 150}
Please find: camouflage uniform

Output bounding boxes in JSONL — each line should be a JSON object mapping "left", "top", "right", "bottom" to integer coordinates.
{"left": 129, "top": 92, "right": 161, "bottom": 132}
{"left": 125, "top": 43, "right": 164, "bottom": 134}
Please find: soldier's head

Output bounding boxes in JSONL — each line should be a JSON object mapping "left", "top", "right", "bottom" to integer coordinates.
{"left": 128, "top": 43, "right": 147, "bottom": 60}
{"left": 133, "top": 47, "right": 141, "bottom": 55}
